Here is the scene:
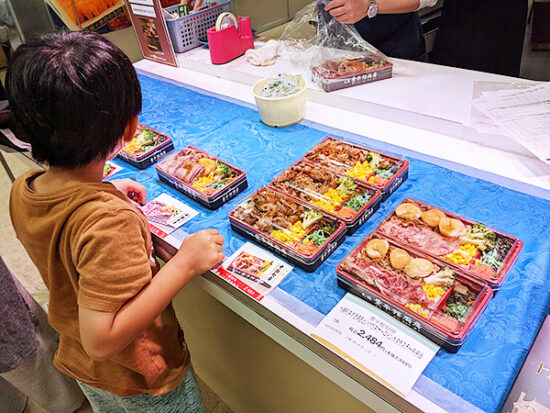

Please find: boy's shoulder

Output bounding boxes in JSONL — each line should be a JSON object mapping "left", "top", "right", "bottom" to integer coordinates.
{"left": 11, "top": 170, "right": 145, "bottom": 233}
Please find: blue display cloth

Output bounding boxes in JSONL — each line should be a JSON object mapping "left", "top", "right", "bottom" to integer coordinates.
{"left": 112, "top": 73, "right": 550, "bottom": 413}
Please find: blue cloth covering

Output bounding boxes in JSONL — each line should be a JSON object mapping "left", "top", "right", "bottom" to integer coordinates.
{"left": 111, "top": 73, "right": 550, "bottom": 413}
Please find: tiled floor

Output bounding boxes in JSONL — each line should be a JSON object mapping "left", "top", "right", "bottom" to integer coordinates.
{"left": 0, "top": 152, "right": 231, "bottom": 412}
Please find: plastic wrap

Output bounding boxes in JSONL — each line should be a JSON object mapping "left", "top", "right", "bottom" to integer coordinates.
{"left": 269, "top": 160, "right": 382, "bottom": 233}
{"left": 302, "top": 137, "right": 409, "bottom": 200}
{"left": 377, "top": 198, "right": 523, "bottom": 289}
{"left": 337, "top": 232, "right": 493, "bottom": 351}
{"left": 156, "top": 146, "right": 248, "bottom": 209}
{"left": 280, "top": 1, "right": 392, "bottom": 92}
{"left": 228, "top": 187, "right": 347, "bottom": 271}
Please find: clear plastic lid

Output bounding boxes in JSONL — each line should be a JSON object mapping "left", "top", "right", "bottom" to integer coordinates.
{"left": 303, "top": 137, "right": 407, "bottom": 189}
{"left": 230, "top": 188, "right": 345, "bottom": 259}
{"left": 378, "top": 199, "right": 521, "bottom": 285}
{"left": 270, "top": 161, "right": 377, "bottom": 222}
{"left": 339, "top": 233, "right": 488, "bottom": 337}
{"left": 121, "top": 125, "right": 171, "bottom": 159}
{"left": 156, "top": 147, "right": 243, "bottom": 197}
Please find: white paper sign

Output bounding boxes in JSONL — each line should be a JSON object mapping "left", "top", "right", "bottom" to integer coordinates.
{"left": 473, "top": 83, "right": 550, "bottom": 164}
{"left": 142, "top": 193, "right": 198, "bottom": 238}
{"left": 214, "top": 242, "right": 293, "bottom": 301}
{"left": 311, "top": 293, "right": 439, "bottom": 397}
{"left": 130, "top": 4, "right": 156, "bottom": 18}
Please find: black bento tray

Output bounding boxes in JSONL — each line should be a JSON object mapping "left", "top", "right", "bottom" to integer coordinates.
{"left": 156, "top": 146, "right": 248, "bottom": 210}
{"left": 302, "top": 137, "right": 409, "bottom": 202}
{"left": 117, "top": 124, "right": 174, "bottom": 169}
{"left": 269, "top": 160, "right": 382, "bottom": 235}
{"left": 228, "top": 187, "right": 347, "bottom": 272}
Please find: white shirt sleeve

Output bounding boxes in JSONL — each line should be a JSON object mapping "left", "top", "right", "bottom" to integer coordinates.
{"left": 415, "top": 0, "right": 438, "bottom": 11}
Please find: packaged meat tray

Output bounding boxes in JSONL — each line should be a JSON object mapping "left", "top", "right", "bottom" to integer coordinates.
{"left": 156, "top": 146, "right": 248, "bottom": 210}
{"left": 302, "top": 137, "right": 408, "bottom": 201}
{"left": 337, "top": 233, "right": 493, "bottom": 351}
{"left": 269, "top": 161, "right": 382, "bottom": 234}
{"left": 228, "top": 187, "right": 347, "bottom": 272}
{"left": 312, "top": 56, "right": 393, "bottom": 93}
{"left": 117, "top": 124, "right": 174, "bottom": 169}
{"left": 377, "top": 198, "right": 523, "bottom": 290}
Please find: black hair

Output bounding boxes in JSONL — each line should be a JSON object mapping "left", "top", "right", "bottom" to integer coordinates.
{"left": 5, "top": 31, "right": 142, "bottom": 168}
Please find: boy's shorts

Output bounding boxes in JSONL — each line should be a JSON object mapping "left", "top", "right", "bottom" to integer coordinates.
{"left": 77, "top": 367, "right": 205, "bottom": 413}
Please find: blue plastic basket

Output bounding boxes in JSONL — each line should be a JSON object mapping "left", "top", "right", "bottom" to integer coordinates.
{"left": 164, "top": 0, "right": 232, "bottom": 53}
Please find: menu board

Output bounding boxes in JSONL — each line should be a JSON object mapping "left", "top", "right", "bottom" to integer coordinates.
{"left": 125, "top": 0, "right": 178, "bottom": 67}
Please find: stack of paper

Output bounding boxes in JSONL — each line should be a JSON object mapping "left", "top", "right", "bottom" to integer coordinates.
{"left": 472, "top": 83, "right": 550, "bottom": 165}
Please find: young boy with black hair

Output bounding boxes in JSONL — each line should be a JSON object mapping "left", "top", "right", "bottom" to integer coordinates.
{"left": 7, "top": 31, "right": 224, "bottom": 412}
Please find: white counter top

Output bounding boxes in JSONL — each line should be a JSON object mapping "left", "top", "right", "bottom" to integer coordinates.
{"left": 134, "top": 46, "right": 550, "bottom": 194}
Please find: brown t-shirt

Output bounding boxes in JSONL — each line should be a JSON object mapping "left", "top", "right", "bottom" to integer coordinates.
{"left": 9, "top": 170, "right": 189, "bottom": 397}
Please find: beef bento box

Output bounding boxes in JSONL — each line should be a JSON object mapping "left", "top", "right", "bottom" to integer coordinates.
{"left": 117, "top": 124, "right": 174, "bottom": 169}
{"left": 228, "top": 187, "right": 347, "bottom": 272}
{"left": 269, "top": 161, "right": 382, "bottom": 234}
{"left": 312, "top": 56, "right": 393, "bottom": 92}
{"left": 377, "top": 198, "right": 523, "bottom": 290}
{"left": 337, "top": 233, "right": 493, "bottom": 351}
{"left": 156, "top": 146, "right": 248, "bottom": 210}
{"left": 303, "top": 137, "right": 408, "bottom": 201}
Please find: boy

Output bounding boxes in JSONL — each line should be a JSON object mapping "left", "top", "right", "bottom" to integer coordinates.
{"left": 7, "top": 31, "right": 224, "bottom": 412}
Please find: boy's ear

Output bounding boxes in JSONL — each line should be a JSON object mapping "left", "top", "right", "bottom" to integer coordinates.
{"left": 122, "top": 116, "right": 139, "bottom": 143}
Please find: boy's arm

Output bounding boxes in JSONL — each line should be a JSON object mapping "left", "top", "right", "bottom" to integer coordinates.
{"left": 79, "top": 229, "right": 224, "bottom": 360}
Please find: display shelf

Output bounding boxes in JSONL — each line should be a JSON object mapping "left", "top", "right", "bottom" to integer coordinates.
{"left": 108, "top": 71, "right": 550, "bottom": 413}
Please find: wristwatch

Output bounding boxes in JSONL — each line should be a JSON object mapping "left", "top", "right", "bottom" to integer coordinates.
{"left": 367, "top": 0, "right": 379, "bottom": 18}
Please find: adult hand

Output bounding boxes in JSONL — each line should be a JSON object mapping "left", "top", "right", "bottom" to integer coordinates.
{"left": 111, "top": 178, "right": 147, "bottom": 206}
{"left": 325, "top": 0, "right": 370, "bottom": 25}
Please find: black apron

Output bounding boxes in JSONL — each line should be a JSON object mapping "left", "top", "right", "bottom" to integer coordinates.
{"left": 431, "top": 0, "right": 528, "bottom": 77}
{"left": 354, "top": 13, "right": 426, "bottom": 61}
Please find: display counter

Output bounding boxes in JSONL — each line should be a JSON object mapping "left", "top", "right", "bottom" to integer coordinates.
{"left": 121, "top": 49, "right": 550, "bottom": 413}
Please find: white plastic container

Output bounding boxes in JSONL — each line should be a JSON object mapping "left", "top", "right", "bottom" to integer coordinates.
{"left": 252, "top": 75, "right": 307, "bottom": 127}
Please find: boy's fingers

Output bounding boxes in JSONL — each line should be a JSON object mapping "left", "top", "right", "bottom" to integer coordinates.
{"left": 204, "top": 229, "right": 219, "bottom": 236}
{"left": 215, "top": 235, "right": 224, "bottom": 245}
{"left": 216, "top": 245, "right": 223, "bottom": 253}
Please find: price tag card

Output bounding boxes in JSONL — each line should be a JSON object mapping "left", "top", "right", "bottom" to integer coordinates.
{"left": 311, "top": 293, "right": 439, "bottom": 397}
{"left": 142, "top": 193, "right": 198, "bottom": 238}
{"left": 214, "top": 242, "right": 293, "bottom": 302}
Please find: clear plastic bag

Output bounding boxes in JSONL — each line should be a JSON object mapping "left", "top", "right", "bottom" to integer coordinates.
{"left": 280, "top": 1, "right": 392, "bottom": 92}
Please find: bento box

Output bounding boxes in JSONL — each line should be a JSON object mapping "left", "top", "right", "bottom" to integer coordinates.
{"left": 377, "top": 198, "right": 523, "bottom": 290}
{"left": 302, "top": 137, "right": 408, "bottom": 201}
{"left": 336, "top": 233, "right": 493, "bottom": 351}
{"left": 156, "top": 146, "right": 248, "bottom": 210}
{"left": 312, "top": 56, "right": 393, "bottom": 93}
{"left": 269, "top": 160, "right": 382, "bottom": 234}
{"left": 117, "top": 124, "right": 174, "bottom": 169}
{"left": 228, "top": 187, "right": 347, "bottom": 272}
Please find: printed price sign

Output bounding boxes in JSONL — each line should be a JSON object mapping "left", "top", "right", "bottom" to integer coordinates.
{"left": 215, "top": 242, "right": 293, "bottom": 301}
{"left": 142, "top": 193, "right": 198, "bottom": 238}
{"left": 311, "top": 293, "right": 439, "bottom": 397}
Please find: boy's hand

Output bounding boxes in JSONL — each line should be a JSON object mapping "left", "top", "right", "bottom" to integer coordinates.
{"left": 174, "top": 229, "right": 225, "bottom": 277}
{"left": 111, "top": 178, "right": 147, "bottom": 206}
